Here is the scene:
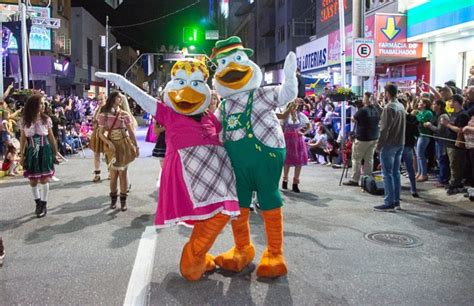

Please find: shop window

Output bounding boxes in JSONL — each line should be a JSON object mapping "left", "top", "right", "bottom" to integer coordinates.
{"left": 365, "top": 0, "right": 394, "bottom": 12}
{"left": 99, "top": 45, "right": 105, "bottom": 70}
{"left": 292, "top": 19, "right": 314, "bottom": 37}
{"left": 57, "top": 0, "right": 65, "bottom": 16}
{"left": 278, "top": 0, "right": 285, "bottom": 9}
{"left": 278, "top": 25, "right": 285, "bottom": 43}
{"left": 87, "top": 38, "right": 93, "bottom": 66}
{"left": 460, "top": 51, "right": 474, "bottom": 87}
{"left": 117, "top": 59, "right": 122, "bottom": 74}
{"left": 109, "top": 54, "right": 114, "bottom": 73}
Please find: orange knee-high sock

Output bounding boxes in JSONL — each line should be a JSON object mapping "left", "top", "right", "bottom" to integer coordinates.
{"left": 214, "top": 208, "right": 255, "bottom": 272}
{"left": 262, "top": 208, "right": 284, "bottom": 255}
{"left": 256, "top": 208, "right": 287, "bottom": 278}
{"left": 180, "top": 213, "right": 230, "bottom": 281}
{"left": 232, "top": 208, "right": 252, "bottom": 249}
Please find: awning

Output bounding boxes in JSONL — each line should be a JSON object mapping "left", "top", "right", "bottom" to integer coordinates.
{"left": 91, "top": 80, "right": 105, "bottom": 87}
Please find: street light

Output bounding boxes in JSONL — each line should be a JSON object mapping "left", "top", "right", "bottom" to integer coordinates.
{"left": 109, "top": 43, "right": 121, "bottom": 51}
{"left": 104, "top": 17, "right": 122, "bottom": 94}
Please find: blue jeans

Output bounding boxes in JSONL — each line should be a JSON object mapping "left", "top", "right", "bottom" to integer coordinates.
{"left": 380, "top": 145, "right": 404, "bottom": 205}
{"left": 416, "top": 136, "right": 430, "bottom": 176}
{"left": 402, "top": 146, "right": 416, "bottom": 194}
{"left": 435, "top": 140, "right": 450, "bottom": 184}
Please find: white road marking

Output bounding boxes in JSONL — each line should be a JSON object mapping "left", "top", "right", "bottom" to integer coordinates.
{"left": 124, "top": 226, "right": 157, "bottom": 306}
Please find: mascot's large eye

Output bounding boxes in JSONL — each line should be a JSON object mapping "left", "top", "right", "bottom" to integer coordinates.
{"left": 178, "top": 80, "right": 185, "bottom": 86}
{"left": 235, "top": 54, "right": 243, "bottom": 62}
{"left": 220, "top": 58, "right": 227, "bottom": 65}
{"left": 191, "top": 80, "right": 199, "bottom": 87}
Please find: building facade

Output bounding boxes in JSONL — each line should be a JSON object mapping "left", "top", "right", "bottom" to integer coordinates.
{"left": 295, "top": 0, "right": 430, "bottom": 94}
{"left": 224, "top": 0, "right": 314, "bottom": 85}
{"left": 71, "top": 6, "right": 118, "bottom": 97}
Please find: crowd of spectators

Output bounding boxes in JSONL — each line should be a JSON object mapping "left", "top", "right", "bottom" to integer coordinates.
{"left": 288, "top": 74, "right": 474, "bottom": 200}
{"left": 0, "top": 90, "right": 144, "bottom": 173}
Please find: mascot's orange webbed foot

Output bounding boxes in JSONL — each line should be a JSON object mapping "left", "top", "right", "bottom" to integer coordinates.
{"left": 214, "top": 244, "right": 256, "bottom": 272}
{"left": 215, "top": 208, "right": 255, "bottom": 272}
{"left": 256, "top": 248, "right": 288, "bottom": 278}
{"left": 180, "top": 242, "right": 206, "bottom": 281}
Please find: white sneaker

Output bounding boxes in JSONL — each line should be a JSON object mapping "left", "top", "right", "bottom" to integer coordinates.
{"left": 51, "top": 176, "right": 60, "bottom": 182}
{"left": 0, "top": 251, "right": 4, "bottom": 267}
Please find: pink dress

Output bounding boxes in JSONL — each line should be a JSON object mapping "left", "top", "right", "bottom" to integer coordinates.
{"left": 155, "top": 103, "right": 240, "bottom": 228}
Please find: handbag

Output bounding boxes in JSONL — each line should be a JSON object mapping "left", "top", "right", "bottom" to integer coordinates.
{"left": 104, "top": 111, "right": 121, "bottom": 167}
{"left": 455, "top": 131, "right": 465, "bottom": 149}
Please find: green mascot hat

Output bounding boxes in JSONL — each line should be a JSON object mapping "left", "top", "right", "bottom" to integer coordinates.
{"left": 210, "top": 36, "right": 254, "bottom": 62}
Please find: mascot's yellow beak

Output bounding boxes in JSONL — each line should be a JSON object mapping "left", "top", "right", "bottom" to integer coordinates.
{"left": 168, "top": 87, "right": 206, "bottom": 115}
{"left": 216, "top": 62, "right": 253, "bottom": 90}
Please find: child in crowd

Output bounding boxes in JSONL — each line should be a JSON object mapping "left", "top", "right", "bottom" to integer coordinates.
{"left": 2, "top": 143, "right": 19, "bottom": 176}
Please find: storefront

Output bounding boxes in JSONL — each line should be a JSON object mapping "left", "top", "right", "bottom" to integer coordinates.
{"left": 72, "top": 66, "right": 89, "bottom": 97}
{"left": 366, "top": 14, "right": 427, "bottom": 93}
{"left": 407, "top": 0, "right": 474, "bottom": 88}
{"left": 54, "top": 57, "right": 75, "bottom": 95}
{"left": 296, "top": 9, "right": 429, "bottom": 94}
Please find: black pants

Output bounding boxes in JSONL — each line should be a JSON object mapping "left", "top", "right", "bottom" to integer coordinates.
{"left": 309, "top": 146, "right": 331, "bottom": 163}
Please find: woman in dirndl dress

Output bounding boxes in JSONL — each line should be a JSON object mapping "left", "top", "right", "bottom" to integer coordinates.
{"left": 19, "top": 94, "right": 59, "bottom": 218}
{"left": 282, "top": 99, "right": 311, "bottom": 193}
{"left": 89, "top": 93, "right": 106, "bottom": 182}
{"left": 98, "top": 92, "right": 139, "bottom": 211}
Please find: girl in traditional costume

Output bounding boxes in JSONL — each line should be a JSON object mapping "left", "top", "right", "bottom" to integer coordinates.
{"left": 20, "top": 94, "right": 59, "bottom": 218}
{"left": 97, "top": 92, "right": 138, "bottom": 211}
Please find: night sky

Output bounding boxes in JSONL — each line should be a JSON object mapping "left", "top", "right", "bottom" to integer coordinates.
{"left": 71, "top": 0, "right": 213, "bottom": 53}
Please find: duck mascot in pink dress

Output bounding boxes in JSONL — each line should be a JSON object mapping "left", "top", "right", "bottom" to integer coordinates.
{"left": 96, "top": 59, "right": 240, "bottom": 281}
{"left": 210, "top": 36, "right": 297, "bottom": 278}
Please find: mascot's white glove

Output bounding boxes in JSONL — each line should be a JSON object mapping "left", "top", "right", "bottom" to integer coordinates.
{"left": 95, "top": 72, "right": 157, "bottom": 115}
{"left": 277, "top": 52, "right": 298, "bottom": 107}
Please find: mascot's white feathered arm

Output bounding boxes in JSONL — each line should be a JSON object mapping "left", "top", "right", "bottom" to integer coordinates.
{"left": 95, "top": 72, "right": 157, "bottom": 115}
{"left": 277, "top": 52, "right": 298, "bottom": 107}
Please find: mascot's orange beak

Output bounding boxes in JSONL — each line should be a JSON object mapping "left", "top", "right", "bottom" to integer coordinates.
{"left": 216, "top": 62, "right": 253, "bottom": 90}
{"left": 168, "top": 87, "right": 206, "bottom": 115}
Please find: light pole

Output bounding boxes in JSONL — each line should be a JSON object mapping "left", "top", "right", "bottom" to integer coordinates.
{"left": 19, "top": 0, "right": 29, "bottom": 90}
{"left": 104, "top": 15, "right": 121, "bottom": 95}
{"left": 105, "top": 15, "right": 109, "bottom": 94}
{"left": 338, "top": 0, "right": 347, "bottom": 141}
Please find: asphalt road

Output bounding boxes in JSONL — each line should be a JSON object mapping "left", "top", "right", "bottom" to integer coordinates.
{"left": 1, "top": 128, "right": 473, "bottom": 305}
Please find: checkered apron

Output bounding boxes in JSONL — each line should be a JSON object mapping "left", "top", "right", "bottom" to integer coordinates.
{"left": 178, "top": 144, "right": 238, "bottom": 208}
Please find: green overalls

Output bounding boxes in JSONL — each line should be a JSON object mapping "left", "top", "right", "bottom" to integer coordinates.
{"left": 222, "top": 90, "right": 286, "bottom": 210}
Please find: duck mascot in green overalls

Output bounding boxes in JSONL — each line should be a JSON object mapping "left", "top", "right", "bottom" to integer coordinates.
{"left": 211, "top": 36, "right": 297, "bottom": 278}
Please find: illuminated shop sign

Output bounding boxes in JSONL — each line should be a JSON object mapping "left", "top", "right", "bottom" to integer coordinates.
{"left": 316, "top": 0, "right": 352, "bottom": 38}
